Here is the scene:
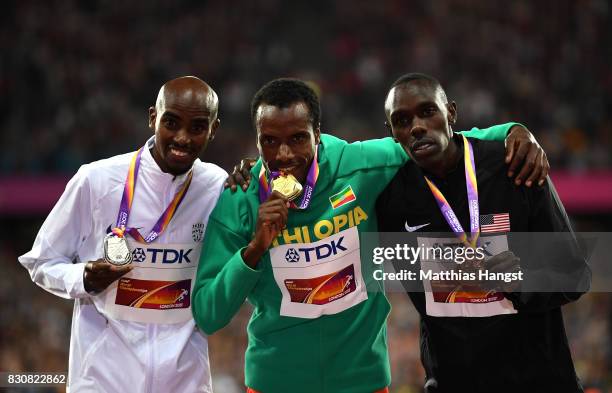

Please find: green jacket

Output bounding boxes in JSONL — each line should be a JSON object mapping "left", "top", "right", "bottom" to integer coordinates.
{"left": 193, "top": 125, "right": 514, "bottom": 393}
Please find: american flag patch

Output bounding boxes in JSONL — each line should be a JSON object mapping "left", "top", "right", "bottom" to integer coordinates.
{"left": 480, "top": 213, "right": 510, "bottom": 233}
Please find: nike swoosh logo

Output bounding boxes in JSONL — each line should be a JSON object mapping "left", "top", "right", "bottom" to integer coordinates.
{"left": 405, "top": 222, "right": 430, "bottom": 232}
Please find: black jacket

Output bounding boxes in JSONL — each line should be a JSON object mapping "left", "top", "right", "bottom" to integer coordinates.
{"left": 376, "top": 135, "right": 590, "bottom": 393}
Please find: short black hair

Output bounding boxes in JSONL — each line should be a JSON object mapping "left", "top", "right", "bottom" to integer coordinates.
{"left": 391, "top": 72, "right": 441, "bottom": 89}
{"left": 250, "top": 78, "right": 321, "bottom": 129}
{"left": 390, "top": 73, "right": 447, "bottom": 103}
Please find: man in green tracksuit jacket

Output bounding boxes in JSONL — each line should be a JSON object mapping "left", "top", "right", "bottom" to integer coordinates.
{"left": 192, "top": 78, "right": 546, "bottom": 393}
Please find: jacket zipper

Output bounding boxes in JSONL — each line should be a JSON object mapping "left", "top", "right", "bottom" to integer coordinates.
{"left": 145, "top": 323, "right": 156, "bottom": 393}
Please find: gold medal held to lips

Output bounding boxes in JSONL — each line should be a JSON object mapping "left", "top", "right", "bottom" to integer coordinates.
{"left": 271, "top": 173, "right": 303, "bottom": 201}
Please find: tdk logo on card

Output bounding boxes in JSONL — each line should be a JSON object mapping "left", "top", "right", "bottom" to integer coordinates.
{"left": 285, "top": 248, "right": 300, "bottom": 262}
{"left": 131, "top": 247, "right": 193, "bottom": 264}
{"left": 291, "top": 236, "right": 347, "bottom": 263}
{"left": 132, "top": 248, "right": 147, "bottom": 263}
{"left": 270, "top": 226, "right": 358, "bottom": 269}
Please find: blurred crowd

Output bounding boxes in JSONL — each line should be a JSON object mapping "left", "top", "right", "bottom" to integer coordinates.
{"left": 1, "top": 0, "right": 610, "bottom": 175}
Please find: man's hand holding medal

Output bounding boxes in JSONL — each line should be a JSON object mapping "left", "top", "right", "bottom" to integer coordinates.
{"left": 451, "top": 249, "right": 487, "bottom": 292}
{"left": 242, "top": 172, "right": 302, "bottom": 268}
{"left": 84, "top": 258, "right": 133, "bottom": 294}
{"left": 83, "top": 228, "right": 134, "bottom": 294}
{"left": 453, "top": 249, "right": 522, "bottom": 294}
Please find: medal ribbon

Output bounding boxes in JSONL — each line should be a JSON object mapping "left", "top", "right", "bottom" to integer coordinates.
{"left": 113, "top": 147, "right": 193, "bottom": 243}
{"left": 424, "top": 135, "right": 480, "bottom": 248}
{"left": 258, "top": 145, "right": 320, "bottom": 209}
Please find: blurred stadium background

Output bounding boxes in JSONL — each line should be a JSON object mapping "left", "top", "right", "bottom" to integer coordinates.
{"left": 1, "top": 1, "right": 610, "bottom": 392}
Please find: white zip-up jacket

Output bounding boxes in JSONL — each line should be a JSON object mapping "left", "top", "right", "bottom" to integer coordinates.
{"left": 19, "top": 138, "right": 227, "bottom": 393}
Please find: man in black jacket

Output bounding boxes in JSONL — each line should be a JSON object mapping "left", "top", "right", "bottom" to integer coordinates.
{"left": 376, "top": 73, "right": 590, "bottom": 393}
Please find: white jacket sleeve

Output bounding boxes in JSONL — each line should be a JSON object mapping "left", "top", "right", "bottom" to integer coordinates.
{"left": 19, "top": 165, "right": 94, "bottom": 299}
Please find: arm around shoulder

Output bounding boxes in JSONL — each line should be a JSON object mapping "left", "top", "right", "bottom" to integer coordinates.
{"left": 459, "top": 122, "right": 520, "bottom": 141}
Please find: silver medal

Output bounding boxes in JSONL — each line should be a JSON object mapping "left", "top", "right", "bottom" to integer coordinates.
{"left": 104, "top": 233, "right": 132, "bottom": 266}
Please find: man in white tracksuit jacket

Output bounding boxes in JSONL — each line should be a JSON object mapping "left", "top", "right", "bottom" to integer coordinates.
{"left": 19, "top": 76, "right": 226, "bottom": 393}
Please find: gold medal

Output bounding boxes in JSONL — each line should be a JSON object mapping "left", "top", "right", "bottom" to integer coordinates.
{"left": 271, "top": 174, "right": 303, "bottom": 201}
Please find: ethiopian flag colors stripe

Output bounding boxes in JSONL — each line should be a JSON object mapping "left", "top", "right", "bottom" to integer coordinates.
{"left": 329, "top": 185, "right": 356, "bottom": 209}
